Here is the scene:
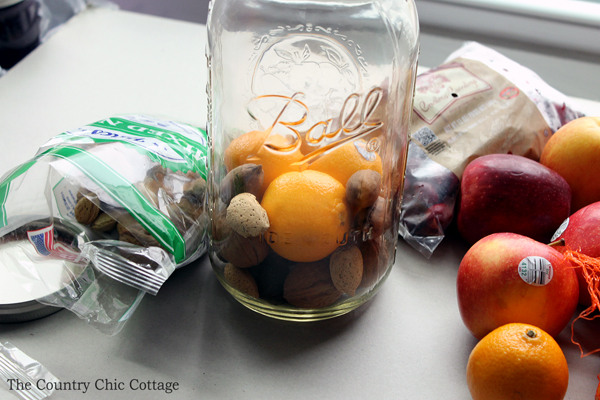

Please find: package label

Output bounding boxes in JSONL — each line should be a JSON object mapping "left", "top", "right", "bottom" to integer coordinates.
{"left": 413, "top": 62, "right": 492, "bottom": 124}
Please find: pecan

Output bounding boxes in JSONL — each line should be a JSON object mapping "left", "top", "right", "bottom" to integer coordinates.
{"left": 220, "top": 164, "right": 264, "bottom": 205}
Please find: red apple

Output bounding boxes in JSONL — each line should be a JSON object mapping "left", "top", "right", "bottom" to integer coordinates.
{"left": 457, "top": 154, "right": 571, "bottom": 245}
{"left": 550, "top": 201, "right": 600, "bottom": 306}
{"left": 457, "top": 232, "right": 579, "bottom": 339}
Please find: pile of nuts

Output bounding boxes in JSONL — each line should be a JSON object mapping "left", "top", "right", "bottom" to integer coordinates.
{"left": 74, "top": 165, "right": 206, "bottom": 250}
{"left": 214, "top": 164, "right": 391, "bottom": 309}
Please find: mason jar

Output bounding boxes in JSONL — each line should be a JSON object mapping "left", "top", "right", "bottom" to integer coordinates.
{"left": 206, "top": 0, "right": 419, "bottom": 320}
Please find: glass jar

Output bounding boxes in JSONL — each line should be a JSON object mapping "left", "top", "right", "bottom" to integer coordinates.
{"left": 206, "top": 0, "right": 419, "bottom": 320}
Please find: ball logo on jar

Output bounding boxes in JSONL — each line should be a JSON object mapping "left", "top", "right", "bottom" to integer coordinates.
{"left": 245, "top": 88, "right": 384, "bottom": 169}
{"left": 247, "top": 31, "right": 383, "bottom": 166}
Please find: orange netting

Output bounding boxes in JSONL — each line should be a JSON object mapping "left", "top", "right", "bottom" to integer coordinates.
{"left": 564, "top": 250, "right": 600, "bottom": 357}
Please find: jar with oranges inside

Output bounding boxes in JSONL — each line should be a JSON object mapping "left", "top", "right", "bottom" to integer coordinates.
{"left": 206, "top": 0, "right": 420, "bottom": 320}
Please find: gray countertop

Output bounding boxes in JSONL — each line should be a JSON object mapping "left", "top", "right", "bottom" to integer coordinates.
{"left": 1, "top": 7, "right": 599, "bottom": 400}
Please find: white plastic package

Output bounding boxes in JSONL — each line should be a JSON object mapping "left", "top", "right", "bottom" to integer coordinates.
{"left": 399, "top": 42, "right": 586, "bottom": 257}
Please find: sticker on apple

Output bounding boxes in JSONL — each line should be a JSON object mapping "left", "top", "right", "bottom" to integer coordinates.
{"left": 551, "top": 218, "right": 569, "bottom": 242}
{"left": 518, "top": 256, "right": 553, "bottom": 286}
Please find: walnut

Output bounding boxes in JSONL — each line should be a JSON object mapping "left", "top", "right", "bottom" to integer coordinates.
{"left": 283, "top": 259, "right": 342, "bottom": 308}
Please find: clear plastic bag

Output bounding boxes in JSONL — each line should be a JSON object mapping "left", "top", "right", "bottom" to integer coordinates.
{"left": 0, "top": 342, "right": 59, "bottom": 400}
{"left": 0, "top": 115, "right": 208, "bottom": 335}
{"left": 399, "top": 142, "right": 459, "bottom": 257}
{"left": 399, "top": 42, "right": 585, "bottom": 257}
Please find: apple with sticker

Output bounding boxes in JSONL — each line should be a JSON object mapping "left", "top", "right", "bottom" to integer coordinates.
{"left": 456, "top": 232, "right": 579, "bottom": 340}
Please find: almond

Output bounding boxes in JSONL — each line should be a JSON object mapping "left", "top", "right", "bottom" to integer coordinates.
{"left": 226, "top": 193, "right": 269, "bottom": 238}
{"left": 224, "top": 263, "right": 259, "bottom": 298}
{"left": 330, "top": 245, "right": 363, "bottom": 296}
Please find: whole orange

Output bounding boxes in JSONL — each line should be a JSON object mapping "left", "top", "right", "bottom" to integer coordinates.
{"left": 224, "top": 130, "right": 303, "bottom": 197}
{"left": 540, "top": 116, "right": 600, "bottom": 212}
{"left": 308, "top": 140, "right": 383, "bottom": 186}
{"left": 596, "top": 374, "right": 600, "bottom": 400}
{"left": 467, "top": 323, "right": 569, "bottom": 400}
{"left": 224, "top": 130, "right": 265, "bottom": 171}
{"left": 261, "top": 170, "right": 350, "bottom": 262}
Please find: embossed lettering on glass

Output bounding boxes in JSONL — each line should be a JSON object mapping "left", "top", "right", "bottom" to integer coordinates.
{"left": 207, "top": 0, "right": 420, "bottom": 320}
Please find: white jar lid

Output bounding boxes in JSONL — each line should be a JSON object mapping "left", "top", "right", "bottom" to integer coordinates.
{"left": 0, "top": 222, "right": 89, "bottom": 323}
{"left": 0, "top": 240, "right": 66, "bottom": 322}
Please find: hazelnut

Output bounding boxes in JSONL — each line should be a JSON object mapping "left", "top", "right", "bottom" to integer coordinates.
{"left": 183, "top": 177, "right": 206, "bottom": 203}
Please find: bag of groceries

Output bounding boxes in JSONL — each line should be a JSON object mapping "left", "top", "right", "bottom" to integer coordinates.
{"left": 0, "top": 115, "right": 208, "bottom": 334}
{"left": 399, "top": 42, "right": 586, "bottom": 257}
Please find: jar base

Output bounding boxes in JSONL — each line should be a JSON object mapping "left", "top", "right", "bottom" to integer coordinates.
{"left": 213, "top": 263, "right": 392, "bottom": 322}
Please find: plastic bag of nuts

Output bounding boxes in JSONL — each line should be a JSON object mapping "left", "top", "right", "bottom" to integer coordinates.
{"left": 0, "top": 115, "right": 208, "bottom": 334}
